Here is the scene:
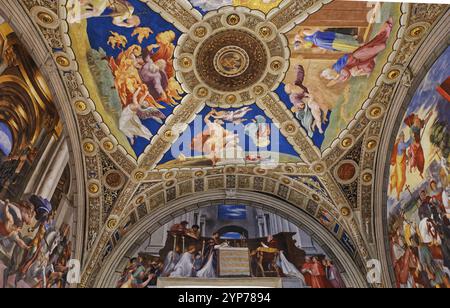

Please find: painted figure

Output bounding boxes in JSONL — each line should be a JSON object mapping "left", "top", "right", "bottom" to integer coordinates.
{"left": 404, "top": 112, "right": 433, "bottom": 178}
{"left": 321, "top": 18, "right": 393, "bottom": 86}
{"left": 294, "top": 29, "right": 360, "bottom": 53}
{"left": 109, "top": 45, "right": 148, "bottom": 107}
{"left": 161, "top": 248, "right": 181, "bottom": 277}
{"left": 245, "top": 115, "right": 271, "bottom": 148}
{"left": 118, "top": 256, "right": 155, "bottom": 288}
{"left": 67, "top": 0, "right": 141, "bottom": 28}
{"left": 108, "top": 29, "right": 181, "bottom": 143}
{"left": 119, "top": 86, "right": 165, "bottom": 145}
{"left": 210, "top": 107, "right": 252, "bottom": 125}
{"left": 139, "top": 45, "right": 170, "bottom": 103}
{"left": 285, "top": 65, "right": 329, "bottom": 137}
{"left": 0, "top": 200, "right": 34, "bottom": 250}
{"left": 276, "top": 251, "right": 306, "bottom": 286}
{"left": 302, "top": 256, "right": 328, "bottom": 288}
{"left": 390, "top": 132, "right": 413, "bottom": 200}
{"left": 191, "top": 110, "right": 245, "bottom": 166}
{"left": 169, "top": 246, "right": 197, "bottom": 278}
{"left": 326, "top": 260, "right": 346, "bottom": 288}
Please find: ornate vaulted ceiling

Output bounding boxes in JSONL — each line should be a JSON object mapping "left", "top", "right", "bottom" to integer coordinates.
{"left": 0, "top": 0, "right": 448, "bottom": 288}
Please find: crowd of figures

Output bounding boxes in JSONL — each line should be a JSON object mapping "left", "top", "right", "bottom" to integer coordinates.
{"left": 388, "top": 44, "right": 450, "bottom": 288}
{"left": 391, "top": 184, "right": 450, "bottom": 288}
{"left": 116, "top": 221, "right": 346, "bottom": 288}
{"left": 0, "top": 196, "right": 72, "bottom": 288}
{"left": 388, "top": 57, "right": 450, "bottom": 288}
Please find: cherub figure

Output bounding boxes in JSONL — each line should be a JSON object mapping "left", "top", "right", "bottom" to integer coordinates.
{"left": 0, "top": 200, "right": 34, "bottom": 250}
{"left": 210, "top": 107, "right": 252, "bottom": 125}
{"left": 67, "top": 0, "right": 141, "bottom": 28}
{"left": 119, "top": 86, "right": 166, "bottom": 145}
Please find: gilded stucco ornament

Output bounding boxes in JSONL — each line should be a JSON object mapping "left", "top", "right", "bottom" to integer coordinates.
{"left": 175, "top": 7, "right": 290, "bottom": 107}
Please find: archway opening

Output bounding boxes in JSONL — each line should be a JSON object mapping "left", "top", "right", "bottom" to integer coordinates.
{"left": 218, "top": 226, "right": 249, "bottom": 240}
{"left": 114, "top": 201, "right": 346, "bottom": 289}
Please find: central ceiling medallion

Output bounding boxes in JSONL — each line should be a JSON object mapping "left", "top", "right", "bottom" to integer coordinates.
{"left": 175, "top": 8, "right": 289, "bottom": 107}
{"left": 214, "top": 45, "right": 250, "bottom": 78}
{"left": 197, "top": 30, "right": 267, "bottom": 92}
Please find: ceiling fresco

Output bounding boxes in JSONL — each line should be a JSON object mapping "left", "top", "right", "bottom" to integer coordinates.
{"left": 68, "top": 0, "right": 184, "bottom": 156}
{"left": 281, "top": 1, "right": 401, "bottom": 149}
{"left": 156, "top": 105, "right": 302, "bottom": 169}
{"left": 65, "top": 0, "right": 404, "bottom": 160}
{"left": 2, "top": 0, "right": 448, "bottom": 288}
{"left": 189, "top": 0, "right": 283, "bottom": 14}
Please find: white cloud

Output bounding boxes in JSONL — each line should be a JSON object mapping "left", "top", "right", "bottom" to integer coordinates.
{"left": 0, "top": 130, "right": 12, "bottom": 155}
{"left": 190, "top": 0, "right": 233, "bottom": 11}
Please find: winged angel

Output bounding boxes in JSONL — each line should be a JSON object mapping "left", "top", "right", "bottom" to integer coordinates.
{"left": 108, "top": 30, "right": 184, "bottom": 145}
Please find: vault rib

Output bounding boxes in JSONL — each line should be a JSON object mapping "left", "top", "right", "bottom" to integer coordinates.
{"left": 81, "top": 95, "right": 206, "bottom": 285}
{"left": 141, "top": 0, "right": 202, "bottom": 32}
{"left": 137, "top": 94, "right": 206, "bottom": 169}
{"left": 257, "top": 92, "right": 321, "bottom": 163}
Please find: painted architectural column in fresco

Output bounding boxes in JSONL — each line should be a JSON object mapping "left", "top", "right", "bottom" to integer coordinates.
{"left": 55, "top": 194, "right": 74, "bottom": 229}
{"left": 23, "top": 134, "right": 57, "bottom": 195}
{"left": 35, "top": 137, "right": 69, "bottom": 200}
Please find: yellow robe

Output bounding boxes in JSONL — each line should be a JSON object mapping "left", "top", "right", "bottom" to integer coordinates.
{"left": 233, "top": 0, "right": 283, "bottom": 13}
{"left": 390, "top": 153, "right": 407, "bottom": 200}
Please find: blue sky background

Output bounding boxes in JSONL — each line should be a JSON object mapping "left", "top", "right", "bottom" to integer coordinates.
{"left": 218, "top": 205, "right": 247, "bottom": 220}
{"left": 402, "top": 46, "right": 450, "bottom": 125}
{"left": 158, "top": 104, "right": 302, "bottom": 165}
{"left": 86, "top": 0, "right": 182, "bottom": 156}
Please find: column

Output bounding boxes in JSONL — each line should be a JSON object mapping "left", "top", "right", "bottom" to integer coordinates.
{"left": 23, "top": 135, "right": 57, "bottom": 195}
{"left": 263, "top": 215, "right": 269, "bottom": 237}
{"left": 35, "top": 138, "right": 69, "bottom": 200}
{"left": 276, "top": 216, "right": 284, "bottom": 234}
{"left": 282, "top": 218, "right": 290, "bottom": 231}
{"left": 257, "top": 216, "right": 264, "bottom": 238}
{"left": 269, "top": 214, "right": 277, "bottom": 235}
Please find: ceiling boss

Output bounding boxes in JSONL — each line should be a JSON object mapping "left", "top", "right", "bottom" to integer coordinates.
{"left": 174, "top": 8, "right": 289, "bottom": 107}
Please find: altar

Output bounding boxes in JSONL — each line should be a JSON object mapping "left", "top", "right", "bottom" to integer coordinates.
{"left": 217, "top": 247, "right": 251, "bottom": 277}
{"left": 157, "top": 277, "right": 307, "bottom": 288}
